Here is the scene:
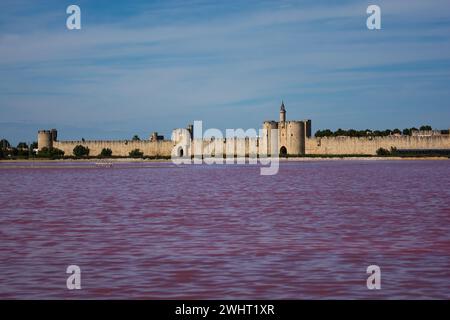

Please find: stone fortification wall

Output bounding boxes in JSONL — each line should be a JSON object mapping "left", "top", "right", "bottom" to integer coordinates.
{"left": 306, "top": 135, "right": 450, "bottom": 155}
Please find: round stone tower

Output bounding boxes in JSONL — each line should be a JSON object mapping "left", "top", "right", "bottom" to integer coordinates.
{"left": 287, "top": 121, "right": 305, "bottom": 155}
{"left": 262, "top": 121, "right": 278, "bottom": 155}
{"left": 50, "top": 129, "right": 58, "bottom": 142}
{"left": 38, "top": 130, "right": 53, "bottom": 150}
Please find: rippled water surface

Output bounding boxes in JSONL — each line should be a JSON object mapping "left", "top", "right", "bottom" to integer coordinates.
{"left": 0, "top": 160, "right": 449, "bottom": 299}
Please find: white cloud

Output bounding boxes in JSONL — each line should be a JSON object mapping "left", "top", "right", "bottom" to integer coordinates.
{"left": 1, "top": 0, "right": 450, "bottom": 141}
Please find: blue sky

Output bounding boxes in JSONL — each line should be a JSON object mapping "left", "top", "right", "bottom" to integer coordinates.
{"left": 1, "top": 0, "right": 450, "bottom": 144}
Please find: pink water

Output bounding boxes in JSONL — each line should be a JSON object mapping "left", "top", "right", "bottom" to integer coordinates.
{"left": 0, "top": 160, "right": 449, "bottom": 299}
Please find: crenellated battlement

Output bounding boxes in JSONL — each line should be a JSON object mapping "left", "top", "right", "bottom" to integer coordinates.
{"left": 306, "top": 135, "right": 450, "bottom": 155}
{"left": 37, "top": 101, "right": 449, "bottom": 157}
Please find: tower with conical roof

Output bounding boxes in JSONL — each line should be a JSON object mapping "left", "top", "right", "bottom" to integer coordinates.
{"left": 279, "top": 101, "right": 286, "bottom": 123}
{"left": 262, "top": 100, "right": 310, "bottom": 156}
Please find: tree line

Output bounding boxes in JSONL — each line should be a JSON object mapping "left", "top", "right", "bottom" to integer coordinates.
{"left": 0, "top": 140, "right": 38, "bottom": 159}
{"left": 71, "top": 145, "right": 144, "bottom": 158}
{"left": 0, "top": 134, "right": 150, "bottom": 159}
{"left": 315, "top": 125, "right": 433, "bottom": 138}
{"left": 0, "top": 140, "right": 149, "bottom": 159}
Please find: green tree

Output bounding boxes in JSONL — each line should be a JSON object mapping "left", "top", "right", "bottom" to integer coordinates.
{"left": 9, "top": 148, "right": 19, "bottom": 157}
{"left": 376, "top": 148, "right": 391, "bottom": 156}
{"left": 73, "top": 145, "right": 90, "bottom": 157}
{"left": 17, "top": 149, "right": 29, "bottom": 157}
{"left": 420, "top": 125, "right": 432, "bottom": 131}
{"left": 17, "top": 142, "right": 28, "bottom": 149}
{"left": 132, "top": 135, "right": 141, "bottom": 141}
{"left": 129, "top": 149, "right": 144, "bottom": 158}
{"left": 402, "top": 128, "right": 411, "bottom": 136}
{"left": 30, "top": 141, "right": 38, "bottom": 150}
{"left": 100, "top": 148, "right": 113, "bottom": 157}
{"left": 37, "top": 147, "right": 65, "bottom": 159}
{"left": 392, "top": 128, "right": 401, "bottom": 135}
{"left": 315, "top": 129, "right": 332, "bottom": 137}
{"left": 0, "top": 139, "right": 10, "bottom": 150}
{"left": 390, "top": 147, "right": 398, "bottom": 155}
{"left": 315, "top": 129, "right": 333, "bottom": 137}
{"left": 334, "top": 128, "right": 346, "bottom": 136}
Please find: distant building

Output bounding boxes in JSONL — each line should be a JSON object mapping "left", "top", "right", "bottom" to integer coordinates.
{"left": 411, "top": 130, "right": 449, "bottom": 137}
{"left": 149, "top": 132, "right": 164, "bottom": 142}
{"left": 263, "top": 101, "right": 311, "bottom": 155}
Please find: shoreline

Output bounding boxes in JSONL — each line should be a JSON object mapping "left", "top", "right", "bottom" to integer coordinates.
{"left": 0, "top": 156, "right": 448, "bottom": 163}
{"left": 283, "top": 156, "right": 449, "bottom": 161}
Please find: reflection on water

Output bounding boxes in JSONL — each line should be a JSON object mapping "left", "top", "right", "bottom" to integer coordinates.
{"left": 0, "top": 160, "right": 449, "bottom": 299}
